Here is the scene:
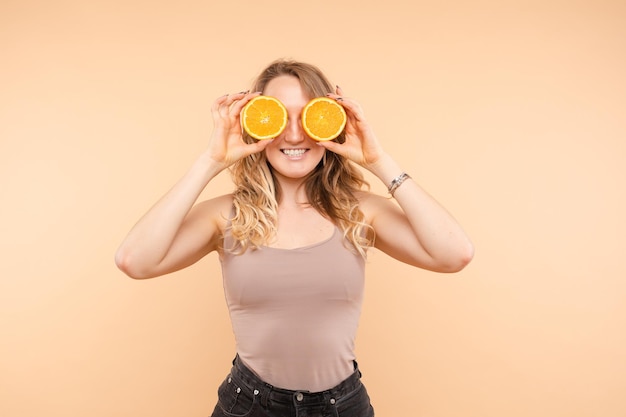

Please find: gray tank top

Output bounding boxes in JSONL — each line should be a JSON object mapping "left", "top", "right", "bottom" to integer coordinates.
{"left": 220, "top": 224, "right": 366, "bottom": 392}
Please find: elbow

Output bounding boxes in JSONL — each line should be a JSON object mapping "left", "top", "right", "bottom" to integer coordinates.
{"left": 114, "top": 249, "right": 151, "bottom": 280}
{"left": 444, "top": 241, "right": 474, "bottom": 273}
{"left": 425, "top": 240, "right": 474, "bottom": 273}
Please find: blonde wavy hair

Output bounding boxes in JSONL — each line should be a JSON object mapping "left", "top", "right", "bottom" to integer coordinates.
{"left": 228, "top": 59, "right": 374, "bottom": 257}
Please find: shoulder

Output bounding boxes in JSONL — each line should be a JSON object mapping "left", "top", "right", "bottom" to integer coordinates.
{"left": 191, "top": 193, "right": 234, "bottom": 234}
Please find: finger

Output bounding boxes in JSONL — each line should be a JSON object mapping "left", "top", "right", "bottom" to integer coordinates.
{"left": 340, "top": 98, "right": 366, "bottom": 123}
{"left": 214, "top": 91, "right": 247, "bottom": 118}
{"left": 336, "top": 85, "right": 344, "bottom": 95}
{"left": 211, "top": 93, "right": 230, "bottom": 112}
{"left": 222, "top": 90, "right": 249, "bottom": 108}
{"left": 230, "top": 91, "right": 262, "bottom": 116}
{"left": 325, "top": 94, "right": 364, "bottom": 123}
{"left": 325, "top": 93, "right": 347, "bottom": 108}
{"left": 212, "top": 94, "right": 233, "bottom": 118}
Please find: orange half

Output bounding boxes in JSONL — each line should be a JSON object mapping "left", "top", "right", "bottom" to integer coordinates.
{"left": 241, "top": 96, "right": 288, "bottom": 140}
{"left": 301, "top": 97, "right": 347, "bottom": 141}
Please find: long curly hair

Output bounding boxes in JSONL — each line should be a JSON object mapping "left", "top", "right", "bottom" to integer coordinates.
{"left": 228, "top": 59, "right": 373, "bottom": 257}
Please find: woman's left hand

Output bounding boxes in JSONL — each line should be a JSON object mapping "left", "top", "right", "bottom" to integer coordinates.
{"left": 319, "top": 86, "right": 387, "bottom": 172}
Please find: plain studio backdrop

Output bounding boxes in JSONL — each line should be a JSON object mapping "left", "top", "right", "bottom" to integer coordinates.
{"left": 1, "top": 1, "right": 625, "bottom": 416}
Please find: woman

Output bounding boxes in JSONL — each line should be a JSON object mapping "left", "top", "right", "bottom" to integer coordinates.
{"left": 115, "top": 59, "right": 473, "bottom": 417}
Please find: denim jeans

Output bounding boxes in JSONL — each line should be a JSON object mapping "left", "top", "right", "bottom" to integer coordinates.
{"left": 210, "top": 356, "right": 375, "bottom": 417}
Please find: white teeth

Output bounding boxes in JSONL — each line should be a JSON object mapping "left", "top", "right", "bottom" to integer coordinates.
{"left": 282, "top": 149, "right": 306, "bottom": 157}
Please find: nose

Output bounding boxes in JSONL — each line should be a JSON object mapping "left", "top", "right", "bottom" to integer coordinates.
{"left": 282, "top": 117, "right": 305, "bottom": 144}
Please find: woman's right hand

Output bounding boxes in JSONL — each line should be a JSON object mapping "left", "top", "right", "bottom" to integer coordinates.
{"left": 206, "top": 91, "right": 273, "bottom": 169}
{"left": 115, "top": 92, "right": 270, "bottom": 279}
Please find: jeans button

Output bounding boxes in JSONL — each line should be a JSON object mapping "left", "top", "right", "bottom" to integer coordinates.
{"left": 330, "top": 398, "right": 336, "bottom": 405}
{"left": 296, "top": 392, "right": 304, "bottom": 401}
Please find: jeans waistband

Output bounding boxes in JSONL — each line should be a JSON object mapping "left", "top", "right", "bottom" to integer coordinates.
{"left": 230, "top": 355, "right": 363, "bottom": 406}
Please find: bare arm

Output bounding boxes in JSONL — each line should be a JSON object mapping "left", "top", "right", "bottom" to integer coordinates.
{"left": 322, "top": 89, "right": 474, "bottom": 272}
{"left": 114, "top": 157, "right": 226, "bottom": 279}
{"left": 115, "top": 92, "right": 272, "bottom": 279}
{"left": 360, "top": 155, "right": 474, "bottom": 272}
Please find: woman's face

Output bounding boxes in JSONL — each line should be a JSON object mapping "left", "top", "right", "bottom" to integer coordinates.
{"left": 262, "top": 75, "right": 325, "bottom": 181}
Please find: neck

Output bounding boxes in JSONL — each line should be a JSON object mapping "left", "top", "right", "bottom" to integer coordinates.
{"left": 274, "top": 174, "right": 310, "bottom": 207}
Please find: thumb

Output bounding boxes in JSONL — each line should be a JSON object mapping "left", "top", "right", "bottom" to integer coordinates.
{"left": 316, "top": 140, "right": 345, "bottom": 157}
{"left": 247, "top": 138, "right": 275, "bottom": 155}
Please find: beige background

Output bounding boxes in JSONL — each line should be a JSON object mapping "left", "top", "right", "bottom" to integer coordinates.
{"left": 2, "top": 1, "right": 625, "bottom": 416}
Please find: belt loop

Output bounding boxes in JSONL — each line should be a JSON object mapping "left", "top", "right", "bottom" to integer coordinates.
{"left": 353, "top": 360, "right": 362, "bottom": 378}
{"left": 260, "top": 383, "right": 271, "bottom": 408}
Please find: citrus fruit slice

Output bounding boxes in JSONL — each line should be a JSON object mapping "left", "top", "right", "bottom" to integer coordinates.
{"left": 301, "top": 97, "right": 347, "bottom": 141}
{"left": 241, "top": 96, "right": 288, "bottom": 140}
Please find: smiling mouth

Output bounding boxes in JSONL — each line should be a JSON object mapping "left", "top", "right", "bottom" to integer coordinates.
{"left": 281, "top": 149, "right": 308, "bottom": 157}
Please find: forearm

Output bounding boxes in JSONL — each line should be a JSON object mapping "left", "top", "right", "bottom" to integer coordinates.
{"left": 369, "top": 153, "right": 474, "bottom": 269}
{"left": 115, "top": 152, "right": 223, "bottom": 276}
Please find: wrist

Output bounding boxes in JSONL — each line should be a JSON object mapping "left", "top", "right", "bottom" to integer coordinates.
{"left": 193, "top": 151, "right": 227, "bottom": 182}
{"left": 368, "top": 153, "right": 403, "bottom": 185}
{"left": 387, "top": 172, "right": 411, "bottom": 196}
